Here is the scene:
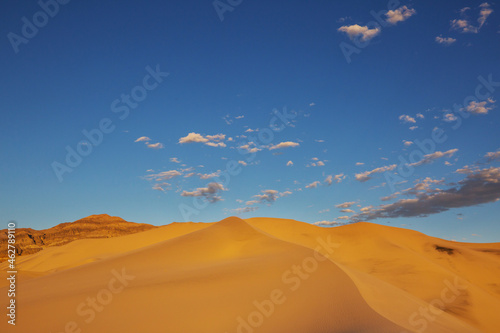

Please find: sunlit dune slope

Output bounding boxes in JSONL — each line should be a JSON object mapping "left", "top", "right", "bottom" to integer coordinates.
{"left": 246, "top": 217, "right": 500, "bottom": 333}
{"left": 1, "top": 217, "right": 406, "bottom": 333}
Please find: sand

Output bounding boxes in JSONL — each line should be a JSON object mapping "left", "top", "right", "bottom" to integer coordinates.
{"left": 1, "top": 216, "right": 498, "bottom": 332}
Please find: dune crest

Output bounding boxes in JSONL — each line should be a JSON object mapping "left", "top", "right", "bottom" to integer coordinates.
{"left": 1, "top": 216, "right": 498, "bottom": 332}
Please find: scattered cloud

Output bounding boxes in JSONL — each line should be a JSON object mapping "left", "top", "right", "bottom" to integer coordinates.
{"left": 385, "top": 6, "right": 417, "bottom": 25}
{"left": 399, "top": 114, "right": 416, "bottom": 123}
{"left": 338, "top": 24, "right": 381, "bottom": 42}
{"left": 443, "top": 113, "right": 458, "bottom": 122}
{"left": 485, "top": 149, "right": 500, "bottom": 162}
{"left": 147, "top": 142, "right": 164, "bottom": 149}
{"left": 179, "top": 132, "right": 227, "bottom": 147}
{"left": 286, "top": 160, "right": 294, "bottom": 167}
{"left": 451, "top": 3, "right": 493, "bottom": 33}
{"left": 170, "top": 157, "right": 181, "bottom": 163}
{"left": 435, "top": 36, "right": 456, "bottom": 45}
{"left": 247, "top": 189, "right": 291, "bottom": 205}
{"left": 355, "top": 164, "right": 397, "bottom": 182}
{"left": 325, "top": 174, "right": 345, "bottom": 185}
{"left": 268, "top": 141, "right": 300, "bottom": 150}
{"left": 232, "top": 206, "right": 259, "bottom": 214}
{"left": 305, "top": 181, "right": 321, "bottom": 189}
{"left": 409, "top": 126, "right": 418, "bottom": 131}
{"left": 181, "top": 182, "right": 226, "bottom": 203}
{"left": 335, "top": 201, "right": 356, "bottom": 209}
{"left": 350, "top": 166, "right": 500, "bottom": 221}
{"left": 135, "top": 136, "right": 151, "bottom": 142}
{"left": 408, "top": 149, "right": 458, "bottom": 167}
{"left": 462, "top": 98, "right": 495, "bottom": 115}
{"left": 340, "top": 209, "right": 355, "bottom": 213}
{"left": 356, "top": 162, "right": 364, "bottom": 166}
{"left": 145, "top": 170, "right": 182, "bottom": 181}
{"left": 403, "top": 140, "right": 413, "bottom": 147}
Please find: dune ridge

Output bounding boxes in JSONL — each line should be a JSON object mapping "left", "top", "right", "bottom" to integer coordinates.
{"left": 1, "top": 216, "right": 498, "bottom": 332}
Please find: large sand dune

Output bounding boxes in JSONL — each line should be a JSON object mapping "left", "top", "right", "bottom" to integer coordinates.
{"left": 1, "top": 216, "right": 499, "bottom": 332}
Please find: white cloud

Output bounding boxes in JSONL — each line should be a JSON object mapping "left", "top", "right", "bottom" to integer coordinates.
{"left": 408, "top": 149, "right": 458, "bottom": 167}
{"left": 435, "top": 36, "right": 456, "bottom": 45}
{"left": 179, "top": 132, "right": 227, "bottom": 147}
{"left": 198, "top": 171, "right": 221, "bottom": 180}
{"left": 325, "top": 174, "right": 345, "bottom": 185}
{"left": 170, "top": 157, "right": 181, "bottom": 163}
{"left": 135, "top": 136, "right": 151, "bottom": 142}
{"left": 399, "top": 114, "right": 416, "bottom": 123}
{"left": 152, "top": 182, "right": 171, "bottom": 192}
{"left": 338, "top": 24, "right": 381, "bottom": 41}
{"left": 340, "top": 209, "right": 355, "bottom": 213}
{"left": 268, "top": 141, "right": 300, "bottom": 150}
{"left": 409, "top": 126, "right": 418, "bottom": 131}
{"left": 462, "top": 98, "right": 495, "bottom": 115}
{"left": 451, "top": 3, "right": 493, "bottom": 33}
{"left": 443, "top": 113, "right": 458, "bottom": 122}
{"left": 356, "top": 162, "right": 364, "bottom": 166}
{"left": 238, "top": 160, "right": 248, "bottom": 166}
{"left": 335, "top": 201, "right": 356, "bottom": 209}
{"left": 305, "top": 181, "right": 321, "bottom": 189}
{"left": 385, "top": 6, "right": 417, "bottom": 25}
{"left": 485, "top": 149, "right": 500, "bottom": 162}
{"left": 355, "top": 164, "right": 397, "bottom": 182}
{"left": 179, "top": 132, "right": 208, "bottom": 143}
{"left": 145, "top": 170, "right": 182, "bottom": 181}
{"left": 416, "top": 113, "right": 425, "bottom": 119}
{"left": 403, "top": 140, "right": 413, "bottom": 147}
{"left": 286, "top": 161, "right": 293, "bottom": 166}
{"left": 147, "top": 142, "right": 164, "bottom": 149}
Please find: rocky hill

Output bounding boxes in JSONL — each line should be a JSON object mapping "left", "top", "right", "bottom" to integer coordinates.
{"left": 0, "top": 214, "right": 156, "bottom": 262}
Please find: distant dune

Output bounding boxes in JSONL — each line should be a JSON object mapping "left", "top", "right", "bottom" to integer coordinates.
{"left": 1, "top": 216, "right": 499, "bottom": 332}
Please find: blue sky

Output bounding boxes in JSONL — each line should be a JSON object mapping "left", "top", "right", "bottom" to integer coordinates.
{"left": 1, "top": 0, "right": 499, "bottom": 242}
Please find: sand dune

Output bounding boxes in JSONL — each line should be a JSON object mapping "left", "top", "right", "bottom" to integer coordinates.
{"left": 1, "top": 216, "right": 498, "bottom": 332}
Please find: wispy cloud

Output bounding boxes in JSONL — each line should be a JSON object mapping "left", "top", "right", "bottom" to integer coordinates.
{"left": 408, "top": 149, "right": 458, "bottom": 167}
{"left": 135, "top": 136, "right": 151, "bottom": 142}
{"left": 451, "top": 3, "right": 493, "bottom": 33}
{"left": 335, "top": 201, "right": 356, "bottom": 209}
{"left": 485, "top": 149, "right": 500, "bottom": 162}
{"left": 355, "top": 164, "right": 397, "bottom": 182}
{"left": 147, "top": 142, "right": 164, "bottom": 149}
